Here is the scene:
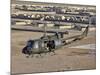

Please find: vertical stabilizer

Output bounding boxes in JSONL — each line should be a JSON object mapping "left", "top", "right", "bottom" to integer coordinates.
{"left": 82, "top": 25, "right": 89, "bottom": 37}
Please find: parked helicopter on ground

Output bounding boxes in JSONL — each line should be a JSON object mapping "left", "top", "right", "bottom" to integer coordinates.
{"left": 22, "top": 25, "right": 89, "bottom": 58}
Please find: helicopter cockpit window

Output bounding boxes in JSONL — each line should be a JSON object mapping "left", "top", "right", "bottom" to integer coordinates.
{"left": 27, "top": 40, "right": 34, "bottom": 48}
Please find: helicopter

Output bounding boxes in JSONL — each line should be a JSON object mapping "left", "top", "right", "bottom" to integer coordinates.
{"left": 22, "top": 24, "right": 89, "bottom": 58}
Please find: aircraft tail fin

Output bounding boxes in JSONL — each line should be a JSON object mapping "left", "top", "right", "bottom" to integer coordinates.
{"left": 81, "top": 25, "right": 89, "bottom": 38}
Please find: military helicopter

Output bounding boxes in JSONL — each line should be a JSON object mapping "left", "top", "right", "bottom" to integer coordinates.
{"left": 22, "top": 24, "right": 89, "bottom": 58}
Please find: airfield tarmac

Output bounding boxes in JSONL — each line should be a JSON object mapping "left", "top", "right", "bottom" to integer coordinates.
{"left": 11, "top": 28, "right": 96, "bottom": 74}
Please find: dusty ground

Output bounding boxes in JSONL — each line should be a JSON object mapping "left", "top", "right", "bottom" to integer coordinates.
{"left": 11, "top": 29, "right": 96, "bottom": 74}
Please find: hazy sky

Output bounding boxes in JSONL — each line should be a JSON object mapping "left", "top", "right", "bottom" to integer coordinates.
{"left": 20, "top": 0, "right": 96, "bottom": 5}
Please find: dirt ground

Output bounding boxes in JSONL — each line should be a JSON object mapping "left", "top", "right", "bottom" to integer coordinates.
{"left": 11, "top": 29, "right": 96, "bottom": 74}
